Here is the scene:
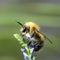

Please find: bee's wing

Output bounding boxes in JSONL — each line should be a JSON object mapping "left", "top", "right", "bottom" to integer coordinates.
{"left": 43, "top": 34, "right": 53, "bottom": 44}
{"left": 38, "top": 31, "right": 52, "bottom": 44}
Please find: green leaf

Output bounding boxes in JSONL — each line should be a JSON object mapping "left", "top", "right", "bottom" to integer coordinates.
{"left": 13, "top": 34, "right": 22, "bottom": 41}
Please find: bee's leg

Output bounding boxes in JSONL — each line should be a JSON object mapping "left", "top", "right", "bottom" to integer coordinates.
{"left": 34, "top": 41, "right": 44, "bottom": 51}
{"left": 22, "top": 37, "right": 28, "bottom": 43}
{"left": 27, "top": 41, "right": 31, "bottom": 46}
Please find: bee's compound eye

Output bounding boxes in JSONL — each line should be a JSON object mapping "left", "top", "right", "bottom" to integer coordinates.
{"left": 22, "top": 27, "right": 26, "bottom": 32}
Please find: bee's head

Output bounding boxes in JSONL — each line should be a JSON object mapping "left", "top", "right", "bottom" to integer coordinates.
{"left": 17, "top": 21, "right": 40, "bottom": 36}
{"left": 20, "top": 26, "right": 30, "bottom": 36}
{"left": 17, "top": 21, "right": 30, "bottom": 36}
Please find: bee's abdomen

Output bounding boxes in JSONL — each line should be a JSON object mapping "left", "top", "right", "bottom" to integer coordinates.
{"left": 34, "top": 41, "right": 44, "bottom": 51}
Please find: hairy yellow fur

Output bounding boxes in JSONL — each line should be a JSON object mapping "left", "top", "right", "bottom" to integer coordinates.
{"left": 24, "top": 22, "right": 44, "bottom": 41}
{"left": 24, "top": 22, "right": 40, "bottom": 33}
{"left": 35, "top": 30, "right": 44, "bottom": 41}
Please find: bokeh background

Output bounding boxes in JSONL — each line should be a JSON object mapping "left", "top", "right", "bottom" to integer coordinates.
{"left": 0, "top": 0, "right": 60, "bottom": 60}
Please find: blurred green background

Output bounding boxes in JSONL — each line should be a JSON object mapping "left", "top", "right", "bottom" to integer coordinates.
{"left": 0, "top": 0, "right": 60, "bottom": 60}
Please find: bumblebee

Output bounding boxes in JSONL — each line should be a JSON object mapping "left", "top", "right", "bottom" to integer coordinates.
{"left": 17, "top": 21, "right": 52, "bottom": 51}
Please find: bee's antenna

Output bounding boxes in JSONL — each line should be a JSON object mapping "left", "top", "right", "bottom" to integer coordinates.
{"left": 16, "top": 21, "right": 24, "bottom": 27}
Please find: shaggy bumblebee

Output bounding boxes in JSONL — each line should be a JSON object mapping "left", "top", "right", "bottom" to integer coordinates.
{"left": 17, "top": 21, "right": 52, "bottom": 51}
